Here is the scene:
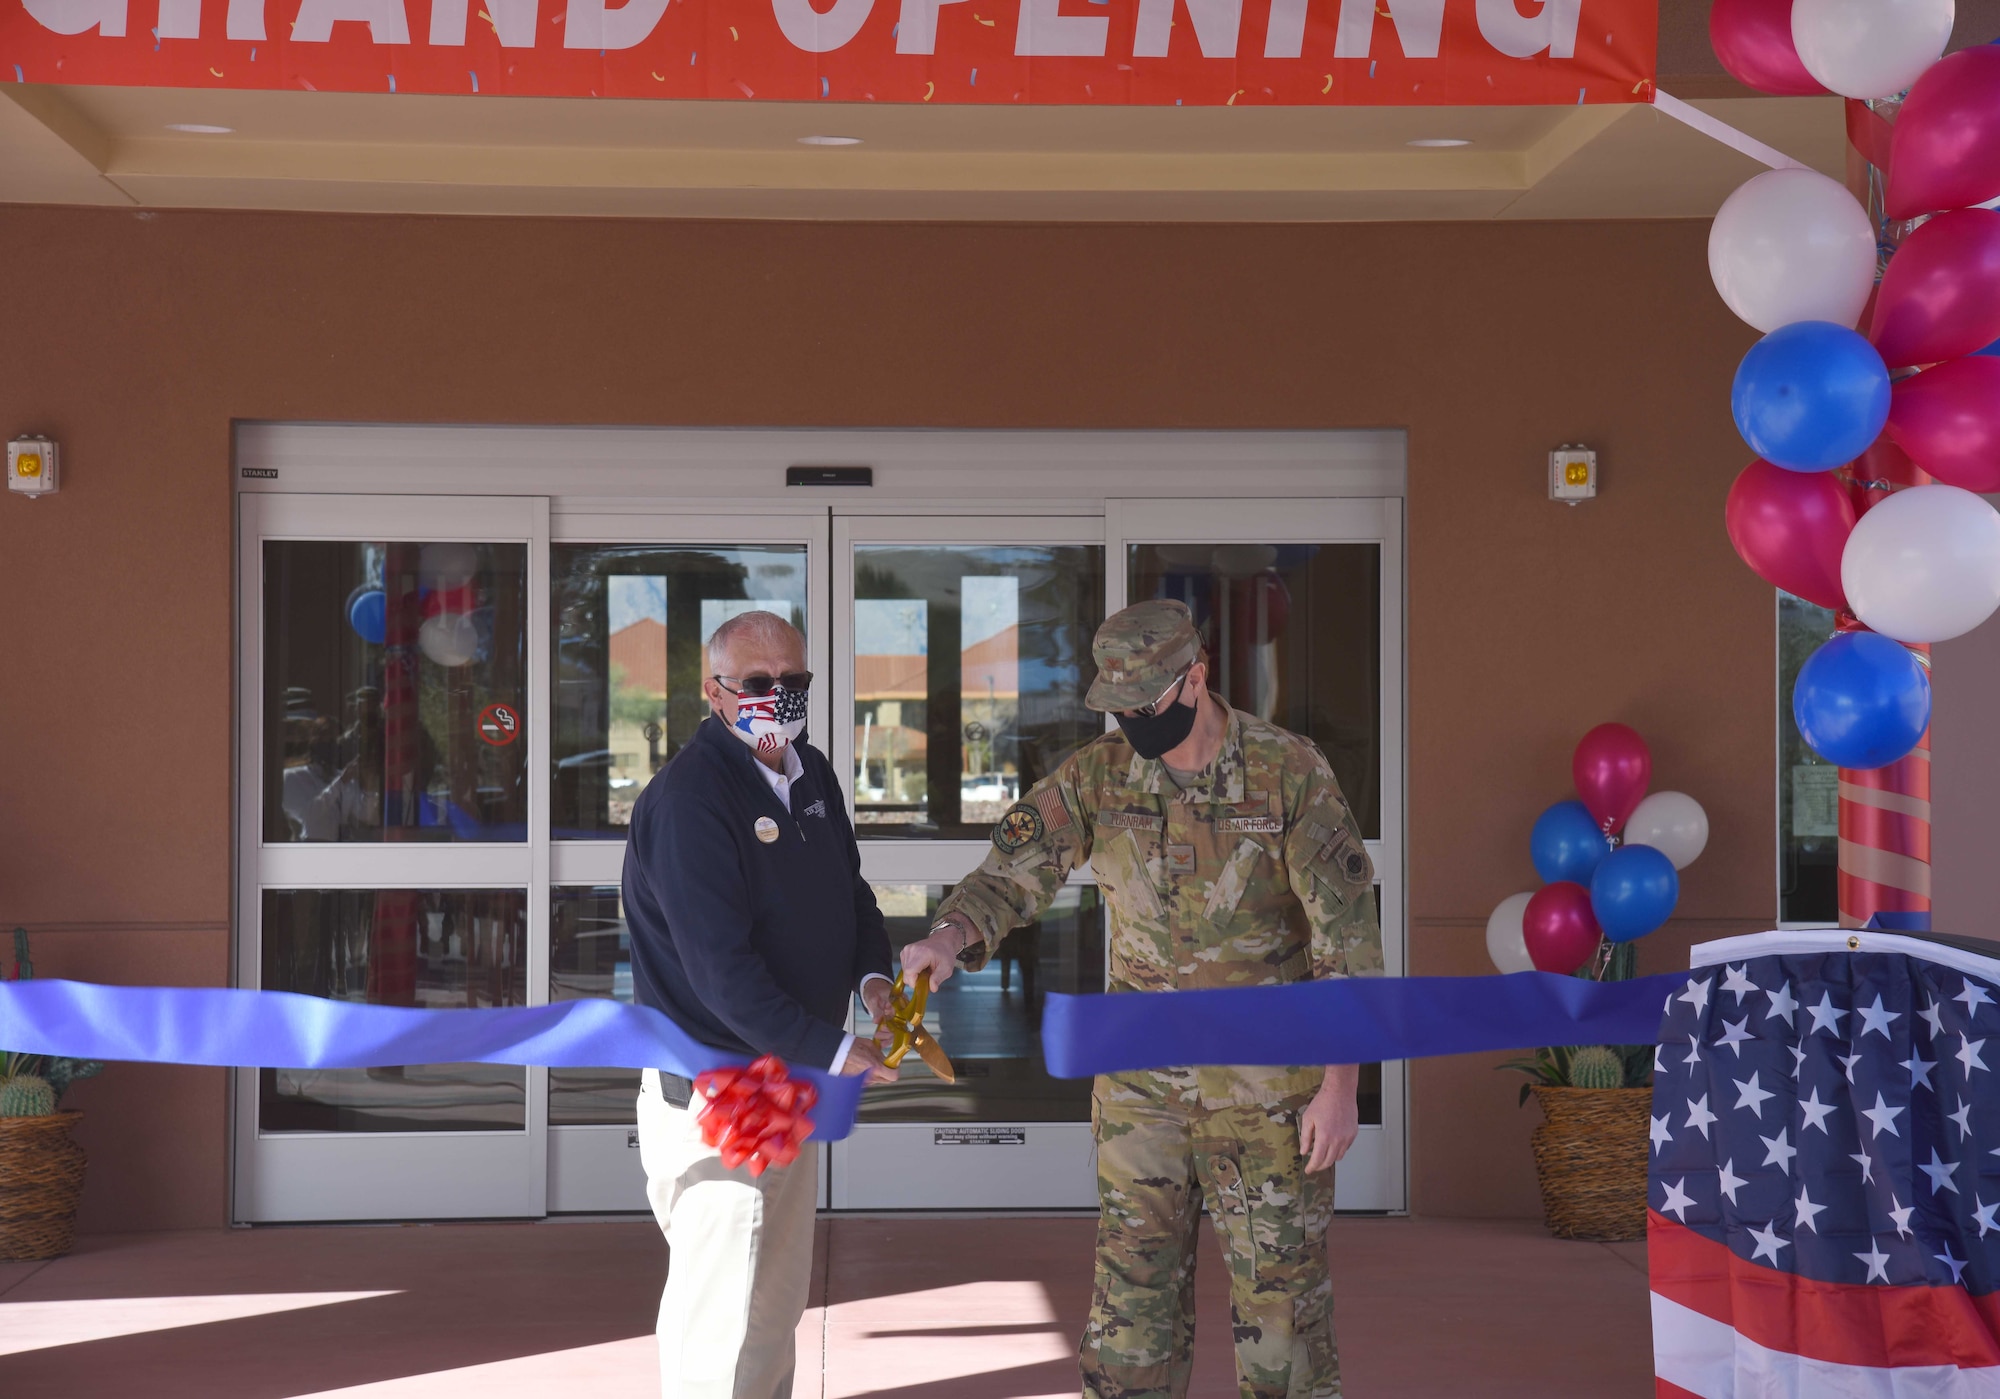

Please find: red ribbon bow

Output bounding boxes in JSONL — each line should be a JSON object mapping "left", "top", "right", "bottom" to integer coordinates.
{"left": 693, "top": 1055, "right": 818, "bottom": 1176}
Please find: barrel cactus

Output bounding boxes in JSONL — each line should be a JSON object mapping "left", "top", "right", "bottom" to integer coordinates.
{"left": 0, "top": 1074, "right": 57, "bottom": 1118}
{"left": 1567, "top": 1045, "right": 1625, "bottom": 1090}
{"left": 4, "top": 927, "right": 105, "bottom": 1116}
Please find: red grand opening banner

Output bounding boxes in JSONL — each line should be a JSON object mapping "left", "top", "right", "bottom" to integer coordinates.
{"left": 2, "top": 0, "right": 1655, "bottom": 105}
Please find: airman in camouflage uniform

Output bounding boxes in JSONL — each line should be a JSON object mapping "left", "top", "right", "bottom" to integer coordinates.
{"left": 905, "top": 599, "right": 1382, "bottom": 1399}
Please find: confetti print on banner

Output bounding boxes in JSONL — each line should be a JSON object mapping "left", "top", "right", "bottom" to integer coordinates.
{"left": 3, "top": 0, "right": 1657, "bottom": 105}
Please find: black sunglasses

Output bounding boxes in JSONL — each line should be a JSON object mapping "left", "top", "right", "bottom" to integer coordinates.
{"left": 713, "top": 672, "right": 814, "bottom": 697}
{"left": 1122, "top": 670, "right": 1190, "bottom": 719}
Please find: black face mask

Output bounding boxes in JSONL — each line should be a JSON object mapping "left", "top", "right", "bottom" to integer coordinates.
{"left": 1114, "top": 689, "right": 1199, "bottom": 761}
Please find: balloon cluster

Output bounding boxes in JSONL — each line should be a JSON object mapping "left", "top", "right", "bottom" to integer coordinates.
{"left": 1709, "top": 8, "right": 2000, "bottom": 771}
{"left": 342, "top": 543, "right": 489, "bottom": 668}
{"left": 1487, "top": 725, "right": 1710, "bottom": 977}
{"left": 693, "top": 1055, "right": 818, "bottom": 1176}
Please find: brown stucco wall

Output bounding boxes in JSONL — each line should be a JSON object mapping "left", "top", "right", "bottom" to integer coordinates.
{"left": 0, "top": 206, "right": 1774, "bottom": 1230}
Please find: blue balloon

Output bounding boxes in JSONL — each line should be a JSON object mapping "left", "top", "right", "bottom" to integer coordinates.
{"left": 1978, "top": 337, "right": 2000, "bottom": 358}
{"left": 1731, "top": 321, "right": 1891, "bottom": 472}
{"left": 1792, "top": 632, "right": 1931, "bottom": 769}
{"left": 347, "top": 588, "right": 387, "bottom": 645}
{"left": 1530, "top": 799, "right": 1613, "bottom": 885}
{"left": 1589, "top": 844, "right": 1679, "bottom": 943}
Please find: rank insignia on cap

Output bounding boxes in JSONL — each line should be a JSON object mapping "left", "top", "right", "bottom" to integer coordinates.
{"left": 994, "top": 804, "right": 1043, "bottom": 852}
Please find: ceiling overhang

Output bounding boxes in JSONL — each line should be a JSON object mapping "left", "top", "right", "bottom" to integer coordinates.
{"left": 0, "top": 82, "right": 1843, "bottom": 219}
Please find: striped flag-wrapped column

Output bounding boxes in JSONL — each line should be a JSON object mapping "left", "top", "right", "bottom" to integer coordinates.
{"left": 1839, "top": 442, "right": 1933, "bottom": 933}
{"left": 1836, "top": 98, "right": 1932, "bottom": 934}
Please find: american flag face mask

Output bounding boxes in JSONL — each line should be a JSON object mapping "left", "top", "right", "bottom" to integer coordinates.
{"left": 729, "top": 683, "right": 809, "bottom": 756}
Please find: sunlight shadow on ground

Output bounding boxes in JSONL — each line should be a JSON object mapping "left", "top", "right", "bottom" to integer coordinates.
{"left": 0, "top": 1292, "right": 399, "bottom": 1357}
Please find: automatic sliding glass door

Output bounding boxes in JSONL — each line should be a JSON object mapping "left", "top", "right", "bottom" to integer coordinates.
{"left": 1109, "top": 498, "right": 1407, "bottom": 1213}
{"left": 543, "top": 512, "right": 828, "bottom": 1214}
{"left": 829, "top": 515, "right": 1107, "bottom": 1210}
{"left": 234, "top": 494, "right": 550, "bottom": 1222}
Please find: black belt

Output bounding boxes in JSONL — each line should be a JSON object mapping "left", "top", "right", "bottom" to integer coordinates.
{"left": 657, "top": 1071, "right": 694, "bottom": 1108}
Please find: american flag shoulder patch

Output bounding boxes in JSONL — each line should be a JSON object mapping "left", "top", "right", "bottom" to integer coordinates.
{"left": 1033, "top": 787, "right": 1071, "bottom": 834}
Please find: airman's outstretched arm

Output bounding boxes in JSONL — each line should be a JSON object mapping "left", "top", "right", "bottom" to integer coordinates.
{"left": 897, "top": 763, "right": 1095, "bottom": 988}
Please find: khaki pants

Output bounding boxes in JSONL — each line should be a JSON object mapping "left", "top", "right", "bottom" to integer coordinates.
{"left": 1080, "top": 1086, "right": 1338, "bottom": 1399}
{"left": 637, "top": 1067, "right": 820, "bottom": 1399}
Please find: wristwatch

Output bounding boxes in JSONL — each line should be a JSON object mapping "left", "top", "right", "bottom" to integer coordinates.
{"left": 930, "top": 915, "right": 982, "bottom": 965}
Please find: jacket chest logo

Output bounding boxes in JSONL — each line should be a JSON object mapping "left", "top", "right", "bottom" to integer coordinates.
{"left": 801, "top": 799, "right": 827, "bottom": 819}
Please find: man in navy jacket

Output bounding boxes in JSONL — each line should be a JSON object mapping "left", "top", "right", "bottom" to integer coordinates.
{"left": 623, "top": 609, "right": 895, "bottom": 1399}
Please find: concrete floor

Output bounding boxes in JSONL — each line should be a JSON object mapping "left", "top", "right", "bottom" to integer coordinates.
{"left": 0, "top": 1216, "right": 1653, "bottom": 1398}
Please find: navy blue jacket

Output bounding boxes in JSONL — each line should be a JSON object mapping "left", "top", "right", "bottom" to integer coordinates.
{"left": 622, "top": 714, "right": 891, "bottom": 1069}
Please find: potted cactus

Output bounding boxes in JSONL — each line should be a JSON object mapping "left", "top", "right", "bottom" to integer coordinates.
{"left": 1, "top": 928, "right": 102, "bottom": 1260}
{"left": 1500, "top": 944, "right": 1653, "bottom": 1242}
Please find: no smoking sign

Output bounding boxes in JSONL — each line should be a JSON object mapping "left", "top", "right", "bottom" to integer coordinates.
{"left": 478, "top": 703, "right": 521, "bottom": 747}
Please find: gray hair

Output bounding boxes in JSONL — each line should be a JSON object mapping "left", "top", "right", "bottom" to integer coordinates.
{"left": 706, "top": 610, "right": 804, "bottom": 673}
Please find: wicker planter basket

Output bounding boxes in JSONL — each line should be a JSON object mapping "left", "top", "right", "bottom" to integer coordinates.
{"left": 1528, "top": 1086, "right": 1649, "bottom": 1242}
{"left": 0, "top": 1111, "right": 87, "bottom": 1261}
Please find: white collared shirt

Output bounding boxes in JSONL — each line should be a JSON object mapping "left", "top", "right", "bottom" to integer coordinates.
{"left": 750, "top": 743, "right": 889, "bottom": 1074}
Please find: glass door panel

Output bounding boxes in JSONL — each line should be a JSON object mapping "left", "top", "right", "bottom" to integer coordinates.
{"left": 1127, "top": 542, "right": 1381, "bottom": 840}
{"left": 552, "top": 543, "right": 810, "bottom": 839}
{"left": 853, "top": 883, "right": 1103, "bottom": 1124}
{"left": 236, "top": 494, "right": 548, "bottom": 1224}
{"left": 261, "top": 888, "right": 529, "bottom": 1133}
{"left": 849, "top": 543, "right": 1104, "bottom": 838}
{"left": 548, "top": 885, "right": 637, "bottom": 1126}
{"left": 264, "top": 540, "right": 529, "bottom": 844}
{"left": 1111, "top": 499, "right": 1406, "bottom": 1213}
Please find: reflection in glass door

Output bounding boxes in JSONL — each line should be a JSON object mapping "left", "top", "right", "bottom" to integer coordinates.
{"left": 235, "top": 495, "right": 549, "bottom": 1223}
{"left": 831, "top": 518, "right": 1107, "bottom": 1209}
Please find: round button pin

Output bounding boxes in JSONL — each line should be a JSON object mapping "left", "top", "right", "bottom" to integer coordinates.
{"left": 754, "top": 817, "right": 780, "bottom": 844}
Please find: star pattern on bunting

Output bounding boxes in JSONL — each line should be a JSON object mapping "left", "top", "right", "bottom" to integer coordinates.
{"left": 1650, "top": 950, "right": 2000, "bottom": 1292}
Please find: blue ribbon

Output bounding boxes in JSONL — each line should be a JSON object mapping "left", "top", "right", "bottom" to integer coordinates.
{"left": 3, "top": 971, "right": 1688, "bottom": 1116}
{"left": 1039, "top": 971, "right": 1683, "bottom": 1079}
{"left": 0, "top": 979, "right": 865, "bottom": 1141}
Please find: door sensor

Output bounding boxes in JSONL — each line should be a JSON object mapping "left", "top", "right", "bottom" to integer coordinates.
{"left": 786, "top": 466, "right": 873, "bottom": 487}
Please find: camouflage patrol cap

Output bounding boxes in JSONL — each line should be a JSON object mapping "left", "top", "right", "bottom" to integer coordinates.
{"left": 1084, "top": 599, "right": 1202, "bottom": 712}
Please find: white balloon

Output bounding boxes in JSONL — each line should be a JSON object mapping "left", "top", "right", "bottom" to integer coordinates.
{"left": 418, "top": 612, "right": 481, "bottom": 667}
{"left": 1843, "top": 485, "right": 2000, "bottom": 643}
{"left": 1625, "top": 792, "right": 1710, "bottom": 871}
{"left": 1792, "top": 0, "right": 1953, "bottom": 99}
{"left": 1485, "top": 892, "right": 1538, "bottom": 975}
{"left": 1708, "top": 170, "right": 1877, "bottom": 333}
{"left": 419, "top": 541, "right": 480, "bottom": 589}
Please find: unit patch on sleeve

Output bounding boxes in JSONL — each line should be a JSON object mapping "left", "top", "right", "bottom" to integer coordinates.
{"left": 994, "top": 804, "right": 1045, "bottom": 852}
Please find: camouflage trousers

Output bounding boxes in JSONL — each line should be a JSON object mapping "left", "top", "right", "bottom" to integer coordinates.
{"left": 1080, "top": 1084, "right": 1338, "bottom": 1399}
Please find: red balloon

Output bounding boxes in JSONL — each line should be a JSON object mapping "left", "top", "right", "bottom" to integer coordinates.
{"left": 1887, "top": 356, "right": 2000, "bottom": 493}
{"left": 1523, "top": 883, "right": 1602, "bottom": 975}
{"left": 1870, "top": 210, "right": 2000, "bottom": 369}
{"left": 1708, "top": 0, "right": 1830, "bottom": 96}
{"left": 1724, "top": 459, "right": 1858, "bottom": 611}
{"left": 1573, "top": 723, "right": 1651, "bottom": 837}
{"left": 1887, "top": 46, "right": 2000, "bottom": 221}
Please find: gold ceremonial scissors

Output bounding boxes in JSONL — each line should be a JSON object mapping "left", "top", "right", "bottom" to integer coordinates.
{"left": 880, "top": 971, "right": 957, "bottom": 1083}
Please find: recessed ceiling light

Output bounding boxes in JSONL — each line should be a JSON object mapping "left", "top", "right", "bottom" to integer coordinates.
{"left": 1407, "top": 137, "right": 1471, "bottom": 148}
{"left": 165, "top": 123, "right": 233, "bottom": 134}
{"left": 797, "top": 135, "right": 861, "bottom": 146}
